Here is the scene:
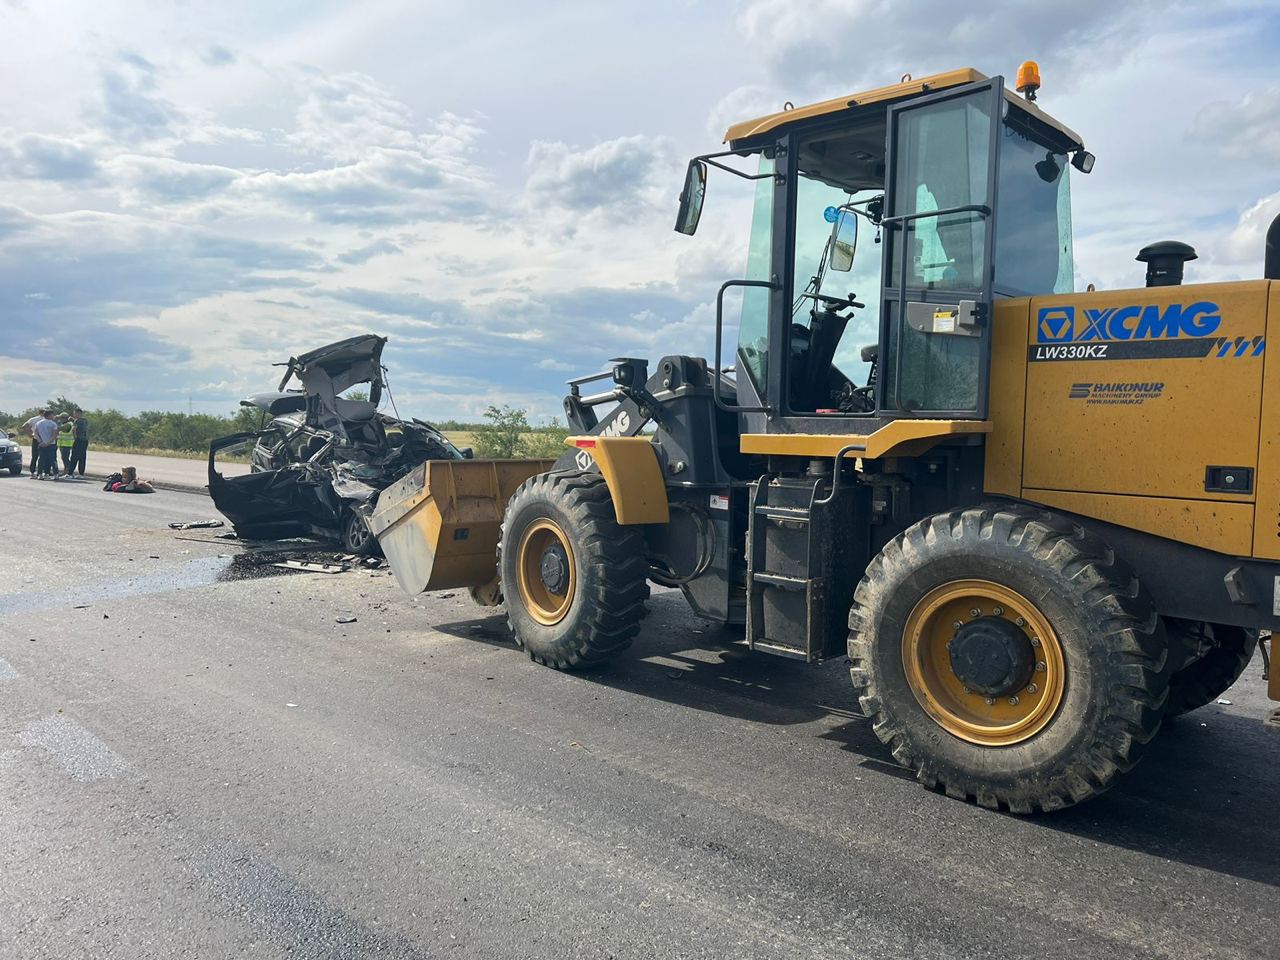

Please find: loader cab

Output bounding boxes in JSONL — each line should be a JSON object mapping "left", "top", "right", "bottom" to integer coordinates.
{"left": 680, "top": 68, "right": 1090, "bottom": 430}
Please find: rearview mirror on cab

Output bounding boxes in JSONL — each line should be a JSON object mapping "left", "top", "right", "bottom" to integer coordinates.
{"left": 674, "top": 160, "right": 708, "bottom": 236}
{"left": 829, "top": 208, "right": 858, "bottom": 272}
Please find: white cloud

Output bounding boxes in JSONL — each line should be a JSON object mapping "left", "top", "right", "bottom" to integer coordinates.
{"left": 734, "top": 0, "right": 1151, "bottom": 97}
{"left": 2, "top": 1, "right": 1279, "bottom": 421}
{"left": 1192, "top": 86, "right": 1280, "bottom": 163}
{"left": 0, "top": 133, "right": 99, "bottom": 181}
{"left": 92, "top": 50, "right": 186, "bottom": 144}
{"left": 1219, "top": 190, "right": 1280, "bottom": 269}
{"left": 108, "top": 155, "right": 240, "bottom": 204}
{"left": 525, "top": 134, "right": 677, "bottom": 212}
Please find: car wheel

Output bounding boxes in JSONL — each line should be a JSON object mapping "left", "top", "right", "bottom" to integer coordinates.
{"left": 339, "top": 508, "right": 381, "bottom": 556}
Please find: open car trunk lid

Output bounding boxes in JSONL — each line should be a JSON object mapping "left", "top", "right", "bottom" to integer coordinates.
{"left": 278, "top": 334, "right": 388, "bottom": 441}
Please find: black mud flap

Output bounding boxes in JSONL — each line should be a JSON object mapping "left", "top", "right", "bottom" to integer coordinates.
{"left": 207, "top": 432, "right": 341, "bottom": 539}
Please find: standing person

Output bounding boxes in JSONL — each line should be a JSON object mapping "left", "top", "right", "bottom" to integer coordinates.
{"left": 32, "top": 410, "right": 59, "bottom": 479}
{"left": 19, "top": 412, "right": 41, "bottom": 476}
{"left": 56, "top": 415, "right": 74, "bottom": 475}
{"left": 68, "top": 408, "right": 89, "bottom": 477}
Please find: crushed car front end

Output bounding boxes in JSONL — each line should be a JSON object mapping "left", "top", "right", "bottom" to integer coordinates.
{"left": 207, "top": 335, "right": 466, "bottom": 553}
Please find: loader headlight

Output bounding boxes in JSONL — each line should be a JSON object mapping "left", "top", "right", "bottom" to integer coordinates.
{"left": 1071, "top": 150, "right": 1095, "bottom": 174}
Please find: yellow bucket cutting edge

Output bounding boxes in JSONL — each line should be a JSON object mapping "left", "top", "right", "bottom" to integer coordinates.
{"left": 369, "top": 459, "right": 554, "bottom": 596}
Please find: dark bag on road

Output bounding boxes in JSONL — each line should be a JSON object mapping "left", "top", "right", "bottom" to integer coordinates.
{"left": 102, "top": 472, "right": 122, "bottom": 491}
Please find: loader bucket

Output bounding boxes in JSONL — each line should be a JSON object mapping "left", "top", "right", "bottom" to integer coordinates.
{"left": 369, "top": 459, "right": 555, "bottom": 596}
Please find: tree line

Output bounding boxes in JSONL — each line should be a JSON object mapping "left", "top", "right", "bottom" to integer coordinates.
{"left": 1, "top": 396, "right": 570, "bottom": 459}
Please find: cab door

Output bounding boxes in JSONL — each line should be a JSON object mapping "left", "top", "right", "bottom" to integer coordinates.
{"left": 879, "top": 78, "right": 1003, "bottom": 418}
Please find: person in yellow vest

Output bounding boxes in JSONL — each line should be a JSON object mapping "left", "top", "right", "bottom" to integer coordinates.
{"left": 56, "top": 414, "right": 74, "bottom": 477}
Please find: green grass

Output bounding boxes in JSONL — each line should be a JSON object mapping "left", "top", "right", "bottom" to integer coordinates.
{"left": 92, "top": 443, "right": 251, "bottom": 464}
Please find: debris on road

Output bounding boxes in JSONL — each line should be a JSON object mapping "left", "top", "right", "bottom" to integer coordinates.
{"left": 336, "top": 616, "right": 357, "bottom": 624}
{"left": 1217, "top": 698, "right": 1232, "bottom": 705}
{"left": 274, "top": 560, "right": 349, "bottom": 574}
{"left": 167, "top": 519, "right": 225, "bottom": 530}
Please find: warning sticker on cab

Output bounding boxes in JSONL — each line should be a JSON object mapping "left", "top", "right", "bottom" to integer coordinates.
{"left": 709, "top": 494, "right": 729, "bottom": 511}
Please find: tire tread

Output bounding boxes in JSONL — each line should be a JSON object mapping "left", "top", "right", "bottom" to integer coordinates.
{"left": 848, "top": 502, "right": 1168, "bottom": 813}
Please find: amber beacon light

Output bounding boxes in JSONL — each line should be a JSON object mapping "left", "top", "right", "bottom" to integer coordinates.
{"left": 1016, "top": 60, "right": 1041, "bottom": 101}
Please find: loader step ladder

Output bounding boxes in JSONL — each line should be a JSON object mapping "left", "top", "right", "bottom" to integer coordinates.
{"left": 746, "top": 476, "right": 847, "bottom": 662}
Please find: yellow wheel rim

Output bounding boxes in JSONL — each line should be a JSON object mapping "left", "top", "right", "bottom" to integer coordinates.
{"left": 902, "top": 579, "right": 1065, "bottom": 746}
{"left": 516, "top": 518, "right": 576, "bottom": 626}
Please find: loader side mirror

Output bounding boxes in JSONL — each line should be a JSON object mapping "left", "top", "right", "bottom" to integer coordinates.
{"left": 829, "top": 208, "right": 858, "bottom": 272}
{"left": 674, "top": 160, "right": 708, "bottom": 236}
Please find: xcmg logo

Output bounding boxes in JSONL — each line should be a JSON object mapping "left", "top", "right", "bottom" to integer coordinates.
{"left": 1036, "top": 302, "right": 1222, "bottom": 343}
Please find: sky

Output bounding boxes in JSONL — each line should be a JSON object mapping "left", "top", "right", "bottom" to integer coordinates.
{"left": 2, "top": 0, "right": 1279, "bottom": 421}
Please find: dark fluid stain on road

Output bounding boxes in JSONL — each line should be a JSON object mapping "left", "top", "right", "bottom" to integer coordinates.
{"left": 0, "top": 552, "right": 312, "bottom": 614}
{"left": 197, "top": 840, "right": 430, "bottom": 959}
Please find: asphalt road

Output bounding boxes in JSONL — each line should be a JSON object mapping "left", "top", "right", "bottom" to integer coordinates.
{"left": 70, "top": 449, "right": 250, "bottom": 490}
{"left": 1, "top": 474, "right": 1276, "bottom": 960}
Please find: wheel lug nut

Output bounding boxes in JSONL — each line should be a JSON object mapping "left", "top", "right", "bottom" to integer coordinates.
{"left": 1015, "top": 617, "right": 1025, "bottom": 627}
{"left": 1008, "top": 696, "right": 1020, "bottom": 706}
{"left": 970, "top": 608, "right": 981, "bottom": 617}
{"left": 1030, "top": 637, "right": 1041, "bottom": 647}
{"left": 984, "top": 697, "right": 994, "bottom": 705}
{"left": 992, "top": 606, "right": 1003, "bottom": 616}
{"left": 1035, "top": 661, "right": 1046, "bottom": 672}
{"left": 953, "top": 620, "right": 964, "bottom": 630}
{"left": 1027, "top": 683, "right": 1038, "bottom": 694}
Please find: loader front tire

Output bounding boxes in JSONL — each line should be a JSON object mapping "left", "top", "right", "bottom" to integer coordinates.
{"left": 848, "top": 504, "right": 1170, "bottom": 813}
{"left": 499, "top": 472, "right": 649, "bottom": 669}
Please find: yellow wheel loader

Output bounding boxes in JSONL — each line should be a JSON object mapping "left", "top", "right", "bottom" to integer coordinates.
{"left": 372, "top": 65, "right": 1280, "bottom": 812}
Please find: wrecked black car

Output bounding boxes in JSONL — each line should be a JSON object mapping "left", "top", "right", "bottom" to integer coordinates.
{"left": 208, "top": 335, "right": 468, "bottom": 553}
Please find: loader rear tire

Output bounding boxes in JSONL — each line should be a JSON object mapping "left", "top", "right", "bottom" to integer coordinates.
{"left": 499, "top": 472, "right": 649, "bottom": 669}
{"left": 1164, "top": 619, "right": 1257, "bottom": 716}
{"left": 848, "top": 504, "right": 1170, "bottom": 813}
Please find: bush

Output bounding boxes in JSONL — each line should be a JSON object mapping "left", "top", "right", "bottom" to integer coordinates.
{"left": 521, "top": 424, "right": 570, "bottom": 458}
{"left": 468, "top": 405, "right": 570, "bottom": 459}
{"left": 471, "top": 405, "right": 529, "bottom": 458}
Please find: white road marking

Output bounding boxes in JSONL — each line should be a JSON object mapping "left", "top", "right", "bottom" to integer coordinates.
{"left": 16, "top": 715, "right": 127, "bottom": 782}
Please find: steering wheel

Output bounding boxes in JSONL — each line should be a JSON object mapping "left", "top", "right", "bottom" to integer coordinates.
{"left": 815, "top": 292, "right": 865, "bottom": 312}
